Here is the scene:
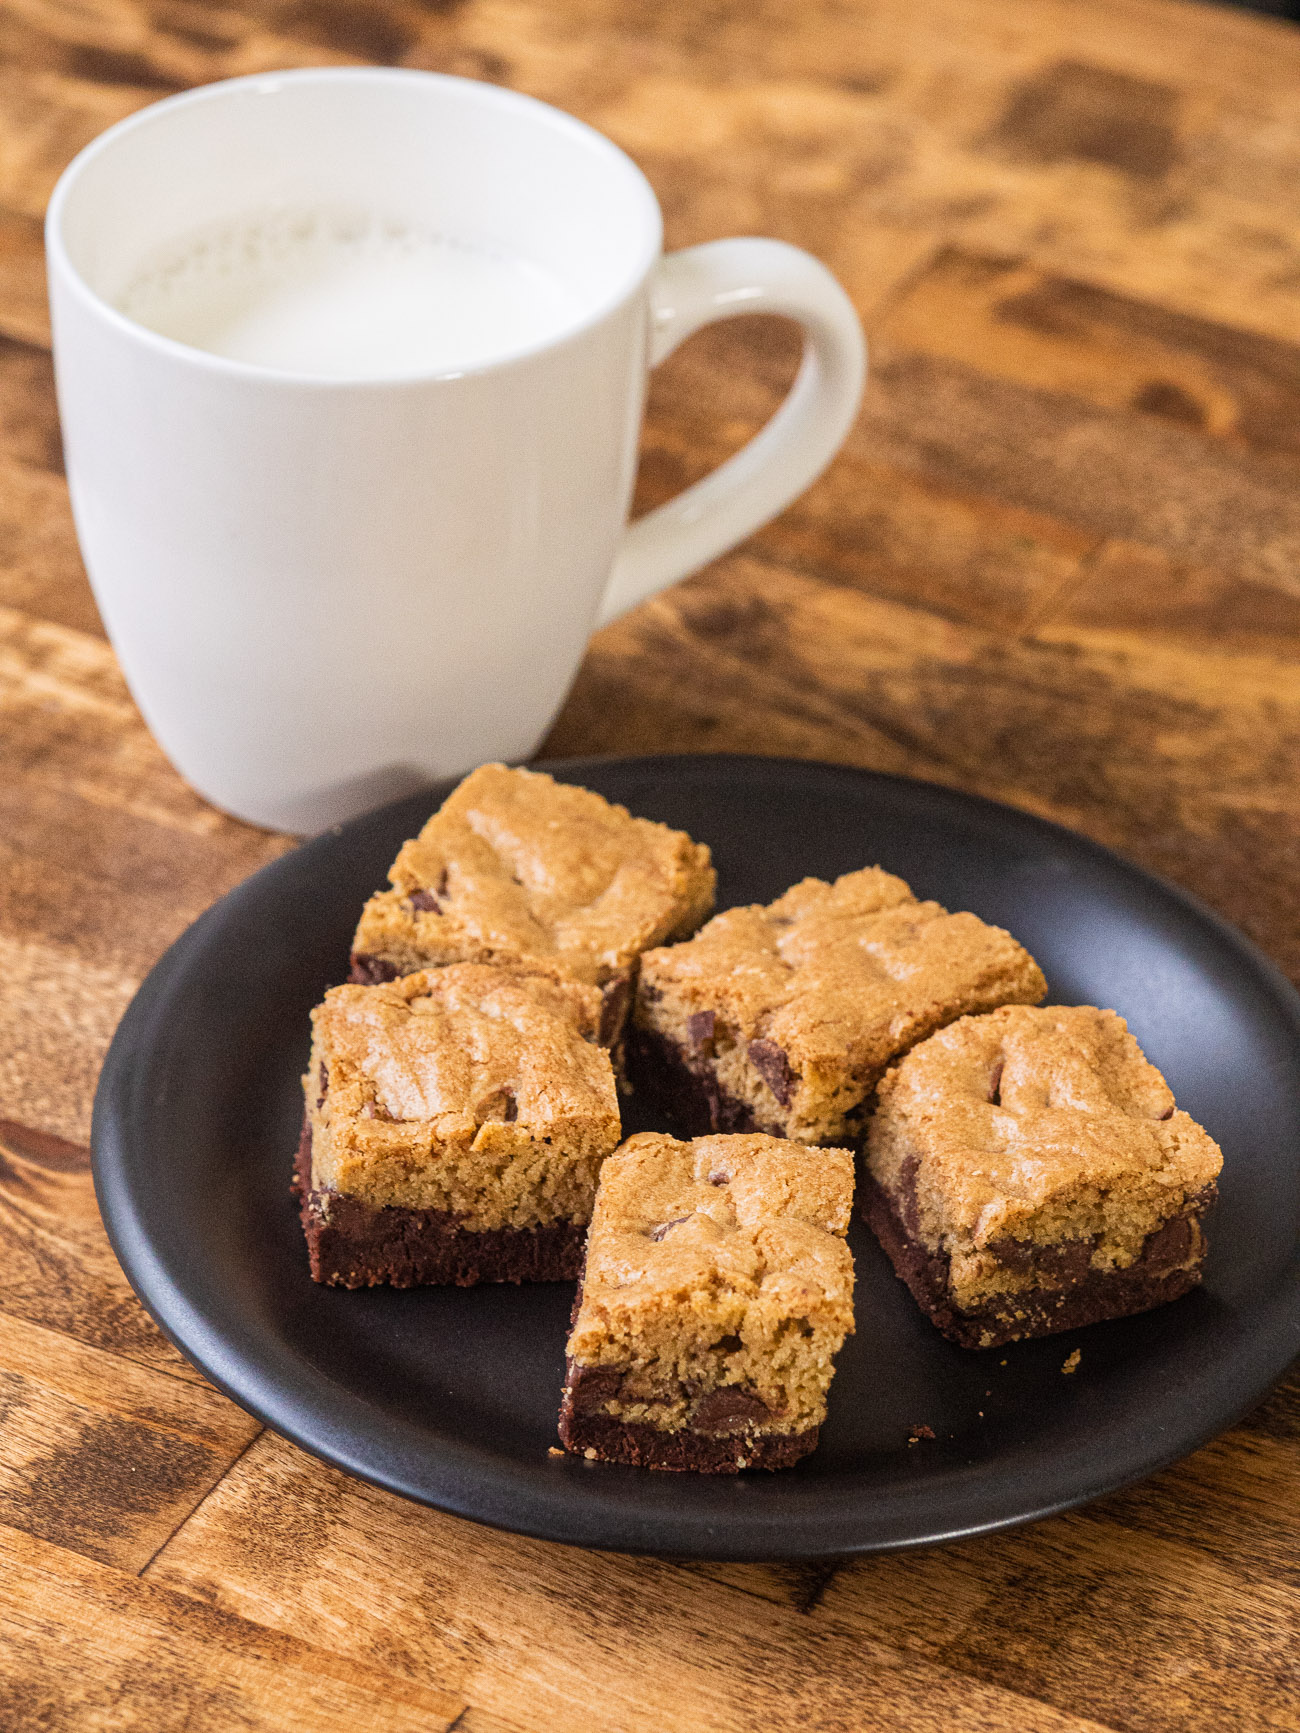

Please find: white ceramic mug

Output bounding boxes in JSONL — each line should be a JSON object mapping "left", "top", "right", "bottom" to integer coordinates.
{"left": 46, "top": 68, "right": 865, "bottom": 832}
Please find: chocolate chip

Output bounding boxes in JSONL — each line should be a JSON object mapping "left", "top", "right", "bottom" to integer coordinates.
{"left": 1142, "top": 1210, "right": 1195, "bottom": 1268}
{"left": 713, "top": 1334, "right": 742, "bottom": 1353}
{"left": 483, "top": 1088, "right": 518, "bottom": 1124}
{"left": 566, "top": 1361, "right": 626, "bottom": 1413}
{"left": 686, "top": 1009, "right": 716, "bottom": 1056}
{"left": 691, "top": 1386, "right": 772, "bottom": 1434}
{"left": 707, "top": 1170, "right": 729, "bottom": 1186}
{"left": 349, "top": 953, "right": 400, "bottom": 984}
{"left": 316, "top": 1062, "right": 329, "bottom": 1109}
{"left": 407, "top": 887, "right": 441, "bottom": 913}
{"left": 650, "top": 1216, "right": 691, "bottom": 1241}
{"left": 748, "top": 1038, "right": 795, "bottom": 1106}
{"left": 598, "top": 972, "right": 632, "bottom": 1047}
{"left": 987, "top": 1060, "right": 1004, "bottom": 1106}
{"left": 1159, "top": 1104, "right": 1175, "bottom": 1121}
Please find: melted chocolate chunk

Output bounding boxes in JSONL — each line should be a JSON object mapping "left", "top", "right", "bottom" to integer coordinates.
{"left": 407, "top": 888, "right": 441, "bottom": 913}
{"left": 686, "top": 1009, "right": 717, "bottom": 1056}
{"left": 988, "top": 1234, "right": 1096, "bottom": 1284}
{"left": 316, "top": 1062, "right": 329, "bottom": 1109}
{"left": 691, "top": 1386, "right": 773, "bottom": 1434}
{"left": 1141, "top": 1210, "right": 1196, "bottom": 1268}
{"left": 987, "top": 1060, "right": 1004, "bottom": 1106}
{"left": 1159, "top": 1104, "right": 1175, "bottom": 1120}
{"left": 566, "top": 1361, "right": 627, "bottom": 1413}
{"left": 707, "top": 1169, "right": 730, "bottom": 1186}
{"left": 748, "top": 1038, "right": 795, "bottom": 1106}
{"left": 481, "top": 1087, "right": 518, "bottom": 1124}
{"left": 349, "top": 953, "right": 400, "bottom": 985}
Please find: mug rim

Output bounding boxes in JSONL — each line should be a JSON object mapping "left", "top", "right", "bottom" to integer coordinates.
{"left": 45, "top": 66, "right": 665, "bottom": 390}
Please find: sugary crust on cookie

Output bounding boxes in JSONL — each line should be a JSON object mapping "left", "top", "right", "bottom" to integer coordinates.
{"left": 306, "top": 963, "right": 620, "bottom": 1231}
{"left": 562, "top": 1132, "right": 854, "bottom": 1441}
{"left": 633, "top": 867, "right": 1047, "bottom": 1144}
{"left": 351, "top": 763, "right": 716, "bottom": 990}
{"left": 866, "top": 1003, "right": 1223, "bottom": 1322}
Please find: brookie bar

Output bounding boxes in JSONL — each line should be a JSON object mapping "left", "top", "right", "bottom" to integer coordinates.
{"left": 629, "top": 866, "right": 1046, "bottom": 1146}
{"left": 295, "top": 962, "right": 621, "bottom": 1287}
{"left": 864, "top": 1004, "right": 1223, "bottom": 1348}
{"left": 349, "top": 763, "right": 716, "bottom": 1049}
{"left": 559, "top": 1132, "right": 855, "bottom": 1473}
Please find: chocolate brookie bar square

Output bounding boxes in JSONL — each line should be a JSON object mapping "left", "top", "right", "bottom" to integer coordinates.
{"left": 864, "top": 1004, "right": 1223, "bottom": 1348}
{"left": 558, "top": 1132, "right": 855, "bottom": 1473}
{"left": 628, "top": 866, "right": 1046, "bottom": 1146}
{"left": 295, "top": 963, "right": 621, "bottom": 1287}
{"left": 349, "top": 763, "right": 716, "bottom": 1048}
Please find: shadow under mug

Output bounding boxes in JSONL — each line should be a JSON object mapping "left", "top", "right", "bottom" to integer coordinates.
{"left": 46, "top": 67, "right": 866, "bottom": 832}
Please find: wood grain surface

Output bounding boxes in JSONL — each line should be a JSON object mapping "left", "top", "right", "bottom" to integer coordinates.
{"left": 1, "top": 0, "right": 1298, "bottom": 1727}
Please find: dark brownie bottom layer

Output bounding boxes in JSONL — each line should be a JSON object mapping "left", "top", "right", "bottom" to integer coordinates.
{"left": 293, "top": 1116, "right": 586, "bottom": 1288}
{"left": 624, "top": 1021, "right": 774, "bottom": 1138}
{"left": 557, "top": 1271, "right": 820, "bottom": 1474}
{"left": 557, "top": 1406, "right": 818, "bottom": 1473}
{"left": 863, "top": 1172, "right": 1213, "bottom": 1349}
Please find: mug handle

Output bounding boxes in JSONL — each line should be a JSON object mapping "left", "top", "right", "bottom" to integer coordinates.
{"left": 595, "top": 237, "right": 866, "bottom": 628}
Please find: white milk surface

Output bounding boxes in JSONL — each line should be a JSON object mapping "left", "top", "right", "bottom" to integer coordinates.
{"left": 116, "top": 209, "right": 580, "bottom": 377}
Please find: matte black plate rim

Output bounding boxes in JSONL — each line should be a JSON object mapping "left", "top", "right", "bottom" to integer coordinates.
{"left": 91, "top": 755, "right": 1300, "bottom": 1560}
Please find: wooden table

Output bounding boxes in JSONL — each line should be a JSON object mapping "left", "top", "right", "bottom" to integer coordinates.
{"left": 2, "top": 0, "right": 1299, "bottom": 1726}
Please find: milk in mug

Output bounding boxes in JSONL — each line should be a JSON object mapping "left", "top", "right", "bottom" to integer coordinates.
{"left": 116, "top": 207, "right": 580, "bottom": 377}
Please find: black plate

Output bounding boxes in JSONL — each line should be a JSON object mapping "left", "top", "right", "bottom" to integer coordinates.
{"left": 92, "top": 755, "right": 1300, "bottom": 1560}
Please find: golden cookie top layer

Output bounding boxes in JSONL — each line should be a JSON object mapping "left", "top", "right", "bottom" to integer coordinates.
{"left": 639, "top": 866, "right": 1046, "bottom": 1071}
{"left": 312, "top": 963, "right": 618, "bottom": 1139}
{"left": 869, "top": 1004, "right": 1223, "bottom": 1242}
{"left": 353, "top": 764, "right": 716, "bottom": 986}
{"left": 576, "top": 1133, "right": 855, "bottom": 1324}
